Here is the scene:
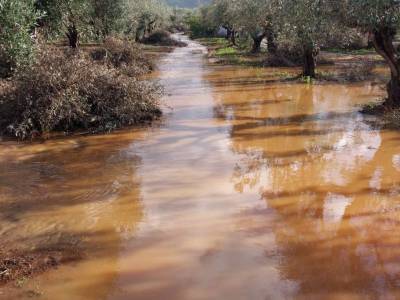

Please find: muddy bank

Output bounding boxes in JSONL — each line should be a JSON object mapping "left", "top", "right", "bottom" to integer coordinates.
{"left": 0, "top": 234, "right": 84, "bottom": 286}
{"left": 361, "top": 100, "right": 400, "bottom": 130}
{"left": 197, "top": 37, "right": 388, "bottom": 83}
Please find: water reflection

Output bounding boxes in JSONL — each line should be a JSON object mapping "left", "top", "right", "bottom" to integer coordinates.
{"left": 215, "top": 78, "right": 400, "bottom": 297}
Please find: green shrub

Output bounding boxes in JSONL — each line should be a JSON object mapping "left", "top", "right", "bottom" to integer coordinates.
{"left": 186, "top": 15, "right": 215, "bottom": 39}
{"left": 0, "top": 46, "right": 162, "bottom": 139}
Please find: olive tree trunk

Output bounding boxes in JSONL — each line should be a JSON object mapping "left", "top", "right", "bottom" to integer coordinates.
{"left": 226, "top": 28, "right": 232, "bottom": 40}
{"left": 266, "top": 29, "right": 277, "bottom": 54}
{"left": 303, "top": 47, "right": 316, "bottom": 78}
{"left": 230, "top": 29, "right": 236, "bottom": 46}
{"left": 66, "top": 23, "right": 79, "bottom": 48}
{"left": 147, "top": 20, "right": 156, "bottom": 37}
{"left": 372, "top": 27, "right": 400, "bottom": 108}
{"left": 251, "top": 34, "right": 265, "bottom": 53}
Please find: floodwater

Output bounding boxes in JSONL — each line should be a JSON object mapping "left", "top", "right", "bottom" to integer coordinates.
{"left": 1, "top": 35, "right": 400, "bottom": 300}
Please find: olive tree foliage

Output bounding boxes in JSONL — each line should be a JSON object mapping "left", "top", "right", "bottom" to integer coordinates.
{"left": 4, "top": 0, "right": 171, "bottom": 54}
{"left": 89, "top": 0, "right": 126, "bottom": 38}
{"left": 342, "top": 0, "right": 400, "bottom": 107}
{"left": 185, "top": 6, "right": 217, "bottom": 38}
{"left": 279, "top": 0, "right": 335, "bottom": 77}
{"left": 0, "top": 0, "right": 41, "bottom": 76}
{"left": 36, "top": 0, "right": 129, "bottom": 46}
{"left": 170, "top": 7, "right": 192, "bottom": 31}
{"left": 125, "top": 0, "right": 171, "bottom": 41}
{"left": 35, "top": 0, "right": 63, "bottom": 36}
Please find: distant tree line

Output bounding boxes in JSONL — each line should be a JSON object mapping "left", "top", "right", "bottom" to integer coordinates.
{"left": 166, "top": 0, "right": 211, "bottom": 9}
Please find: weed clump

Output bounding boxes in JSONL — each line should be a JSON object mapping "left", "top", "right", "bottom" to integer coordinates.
{"left": 142, "top": 30, "right": 187, "bottom": 47}
{"left": 91, "top": 37, "right": 154, "bottom": 77}
{"left": 360, "top": 100, "right": 400, "bottom": 130}
{"left": 316, "top": 62, "right": 376, "bottom": 83}
{"left": 0, "top": 46, "right": 162, "bottom": 139}
{"left": 384, "top": 109, "right": 400, "bottom": 129}
{"left": 341, "top": 62, "right": 375, "bottom": 82}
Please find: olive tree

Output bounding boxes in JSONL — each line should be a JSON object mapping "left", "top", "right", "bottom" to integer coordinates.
{"left": 280, "top": 0, "right": 334, "bottom": 77}
{"left": 343, "top": 0, "right": 400, "bottom": 107}
{"left": 208, "top": 0, "right": 237, "bottom": 45}
{"left": 230, "top": 0, "right": 278, "bottom": 53}
{"left": 35, "top": 0, "right": 91, "bottom": 48}
{"left": 0, "top": 0, "right": 41, "bottom": 76}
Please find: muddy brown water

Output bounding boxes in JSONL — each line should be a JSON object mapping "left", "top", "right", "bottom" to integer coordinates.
{"left": 1, "top": 35, "right": 400, "bottom": 299}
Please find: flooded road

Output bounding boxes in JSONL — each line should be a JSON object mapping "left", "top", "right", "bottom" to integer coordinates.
{"left": 1, "top": 35, "right": 400, "bottom": 299}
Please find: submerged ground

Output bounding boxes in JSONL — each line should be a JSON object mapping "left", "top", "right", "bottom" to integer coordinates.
{"left": 0, "top": 35, "right": 400, "bottom": 299}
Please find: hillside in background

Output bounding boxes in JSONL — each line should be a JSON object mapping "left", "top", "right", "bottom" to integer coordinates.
{"left": 165, "top": 0, "right": 210, "bottom": 8}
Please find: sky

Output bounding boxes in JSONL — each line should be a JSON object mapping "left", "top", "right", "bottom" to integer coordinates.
{"left": 165, "top": 0, "right": 210, "bottom": 8}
